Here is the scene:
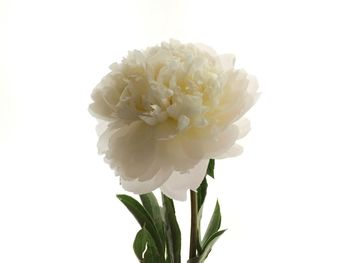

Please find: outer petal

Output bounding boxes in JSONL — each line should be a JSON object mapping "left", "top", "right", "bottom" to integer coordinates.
{"left": 214, "top": 71, "right": 259, "bottom": 127}
{"left": 235, "top": 118, "right": 251, "bottom": 139}
{"left": 161, "top": 159, "right": 209, "bottom": 201}
{"left": 156, "top": 136, "right": 199, "bottom": 172}
{"left": 121, "top": 166, "right": 173, "bottom": 195}
{"left": 247, "top": 74, "right": 259, "bottom": 94}
{"left": 104, "top": 122, "right": 154, "bottom": 179}
{"left": 214, "top": 144, "right": 243, "bottom": 159}
{"left": 89, "top": 92, "right": 113, "bottom": 120}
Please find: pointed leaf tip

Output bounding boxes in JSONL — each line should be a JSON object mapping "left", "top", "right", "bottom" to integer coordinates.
{"left": 200, "top": 229, "right": 227, "bottom": 261}
{"left": 206, "top": 159, "right": 215, "bottom": 178}
{"left": 201, "top": 200, "right": 221, "bottom": 248}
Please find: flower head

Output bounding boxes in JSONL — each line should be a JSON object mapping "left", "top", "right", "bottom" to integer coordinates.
{"left": 89, "top": 40, "right": 259, "bottom": 200}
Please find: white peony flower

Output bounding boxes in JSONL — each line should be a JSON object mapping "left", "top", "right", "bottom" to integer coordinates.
{"left": 89, "top": 40, "right": 259, "bottom": 201}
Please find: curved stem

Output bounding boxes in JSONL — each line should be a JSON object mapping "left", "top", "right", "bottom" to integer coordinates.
{"left": 189, "top": 190, "right": 198, "bottom": 259}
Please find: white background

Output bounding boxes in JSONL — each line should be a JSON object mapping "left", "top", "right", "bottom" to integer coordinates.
{"left": 1, "top": 0, "right": 350, "bottom": 262}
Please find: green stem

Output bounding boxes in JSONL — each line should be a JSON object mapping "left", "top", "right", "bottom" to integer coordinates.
{"left": 162, "top": 193, "right": 174, "bottom": 263}
{"left": 189, "top": 190, "right": 198, "bottom": 259}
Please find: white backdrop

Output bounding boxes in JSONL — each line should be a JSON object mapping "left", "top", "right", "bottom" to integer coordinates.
{"left": 1, "top": 0, "right": 350, "bottom": 262}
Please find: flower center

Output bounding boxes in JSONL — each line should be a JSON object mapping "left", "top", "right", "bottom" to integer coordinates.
{"left": 115, "top": 42, "right": 223, "bottom": 131}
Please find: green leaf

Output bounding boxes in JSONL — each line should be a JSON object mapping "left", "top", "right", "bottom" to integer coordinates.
{"left": 197, "top": 177, "right": 208, "bottom": 212}
{"left": 162, "top": 194, "right": 181, "bottom": 263}
{"left": 188, "top": 230, "right": 226, "bottom": 263}
{"left": 201, "top": 201, "right": 221, "bottom": 247}
{"left": 206, "top": 159, "right": 215, "bottom": 178}
{"left": 117, "top": 194, "right": 165, "bottom": 261}
{"left": 196, "top": 174, "right": 209, "bottom": 254}
{"left": 140, "top": 193, "right": 165, "bottom": 244}
{"left": 196, "top": 205, "right": 204, "bottom": 254}
{"left": 133, "top": 227, "right": 161, "bottom": 263}
{"left": 199, "top": 230, "right": 226, "bottom": 262}
{"left": 133, "top": 227, "right": 148, "bottom": 261}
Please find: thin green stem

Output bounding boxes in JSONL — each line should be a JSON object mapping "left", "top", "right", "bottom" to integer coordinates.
{"left": 161, "top": 193, "right": 174, "bottom": 263}
{"left": 189, "top": 190, "right": 198, "bottom": 259}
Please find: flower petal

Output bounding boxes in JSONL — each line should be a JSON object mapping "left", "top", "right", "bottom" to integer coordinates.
{"left": 157, "top": 136, "right": 199, "bottom": 172}
{"left": 219, "top": 54, "right": 236, "bottom": 71}
{"left": 203, "top": 124, "right": 240, "bottom": 158}
{"left": 235, "top": 118, "right": 251, "bottom": 139}
{"left": 121, "top": 166, "right": 172, "bottom": 194}
{"left": 161, "top": 159, "right": 209, "bottom": 201}
{"left": 89, "top": 88, "right": 115, "bottom": 121}
{"left": 214, "top": 144, "right": 243, "bottom": 159}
